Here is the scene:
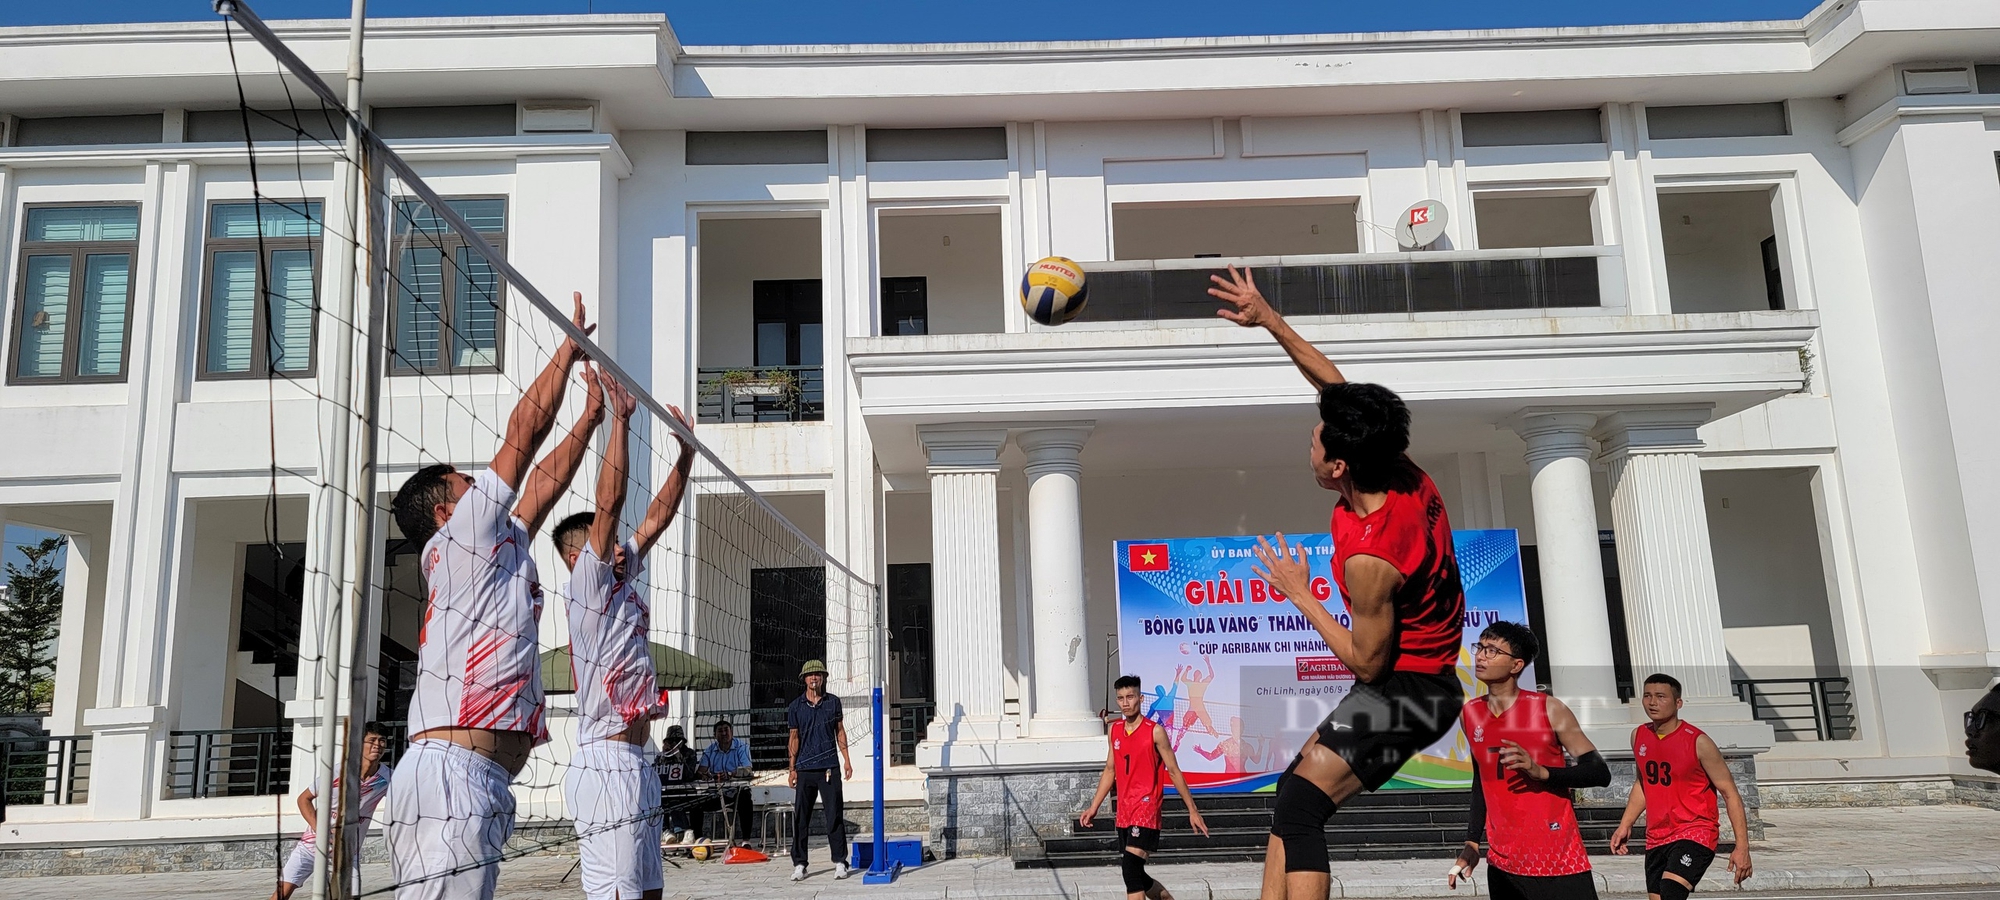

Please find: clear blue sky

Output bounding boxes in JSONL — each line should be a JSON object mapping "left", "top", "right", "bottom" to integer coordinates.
{"left": 5, "top": 1, "right": 1821, "bottom": 44}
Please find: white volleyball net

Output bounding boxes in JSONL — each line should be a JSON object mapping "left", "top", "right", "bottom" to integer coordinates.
{"left": 210, "top": 3, "right": 883, "bottom": 896}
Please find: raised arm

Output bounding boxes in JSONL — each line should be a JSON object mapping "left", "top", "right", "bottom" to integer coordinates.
{"left": 491, "top": 292, "right": 594, "bottom": 491}
{"left": 1251, "top": 533, "right": 1401, "bottom": 682}
{"left": 513, "top": 361, "right": 605, "bottom": 536}
{"left": 1209, "top": 265, "right": 1346, "bottom": 390}
{"left": 1697, "top": 733, "right": 1754, "bottom": 884}
{"left": 631, "top": 404, "right": 696, "bottom": 558}
{"left": 586, "top": 372, "right": 636, "bottom": 560}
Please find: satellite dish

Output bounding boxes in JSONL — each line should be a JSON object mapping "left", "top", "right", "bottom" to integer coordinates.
{"left": 1395, "top": 200, "right": 1449, "bottom": 249}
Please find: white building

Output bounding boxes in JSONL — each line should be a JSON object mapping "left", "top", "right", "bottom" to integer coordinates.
{"left": 0, "top": 0, "right": 1997, "bottom": 862}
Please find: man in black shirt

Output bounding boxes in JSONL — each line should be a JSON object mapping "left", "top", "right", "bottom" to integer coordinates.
{"left": 786, "top": 659, "right": 853, "bottom": 881}
{"left": 657, "top": 725, "right": 699, "bottom": 845}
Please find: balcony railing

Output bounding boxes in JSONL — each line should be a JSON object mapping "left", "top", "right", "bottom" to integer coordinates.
{"left": 167, "top": 726, "right": 293, "bottom": 798}
{"left": 891, "top": 701, "right": 934, "bottom": 767}
{"left": 695, "top": 366, "right": 825, "bottom": 424}
{"left": 1732, "top": 676, "right": 1856, "bottom": 741}
{"left": 1075, "top": 248, "right": 1606, "bottom": 323}
{"left": 0, "top": 734, "right": 91, "bottom": 820}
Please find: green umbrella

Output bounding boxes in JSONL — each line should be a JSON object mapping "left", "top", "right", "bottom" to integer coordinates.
{"left": 540, "top": 642, "right": 735, "bottom": 693}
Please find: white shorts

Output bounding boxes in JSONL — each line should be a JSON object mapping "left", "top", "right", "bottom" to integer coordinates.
{"left": 280, "top": 834, "right": 364, "bottom": 889}
{"left": 383, "top": 739, "right": 516, "bottom": 900}
{"left": 565, "top": 740, "right": 664, "bottom": 900}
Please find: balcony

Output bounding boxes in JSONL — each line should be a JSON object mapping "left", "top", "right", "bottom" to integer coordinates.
{"left": 1077, "top": 248, "right": 1606, "bottom": 323}
{"left": 0, "top": 733, "right": 90, "bottom": 821}
{"left": 695, "top": 365, "right": 825, "bottom": 424}
{"left": 166, "top": 726, "right": 293, "bottom": 799}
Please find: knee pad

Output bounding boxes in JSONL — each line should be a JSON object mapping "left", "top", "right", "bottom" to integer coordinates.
{"left": 1658, "top": 877, "right": 1692, "bottom": 900}
{"left": 1270, "top": 774, "right": 1336, "bottom": 873}
{"left": 1120, "top": 850, "right": 1151, "bottom": 894}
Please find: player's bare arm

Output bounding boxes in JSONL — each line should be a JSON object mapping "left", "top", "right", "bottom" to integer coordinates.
{"left": 1080, "top": 733, "right": 1118, "bottom": 829}
{"left": 583, "top": 371, "right": 636, "bottom": 559}
{"left": 1153, "top": 721, "right": 1209, "bottom": 837}
{"left": 836, "top": 720, "right": 854, "bottom": 780}
{"left": 295, "top": 786, "right": 317, "bottom": 829}
{"left": 1500, "top": 697, "right": 1611, "bottom": 786}
{"left": 1696, "top": 733, "right": 1755, "bottom": 884}
{"left": 631, "top": 404, "right": 696, "bottom": 557}
{"left": 492, "top": 291, "right": 594, "bottom": 491}
{"left": 1208, "top": 265, "right": 1346, "bottom": 389}
{"left": 514, "top": 360, "right": 605, "bottom": 536}
{"left": 1251, "top": 533, "right": 1402, "bottom": 682}
{"left": 1608, "top": 778, "right": 1645, "bottom": 855}
{"left": 786, "top": 728, "right": 800, "bottom": 788}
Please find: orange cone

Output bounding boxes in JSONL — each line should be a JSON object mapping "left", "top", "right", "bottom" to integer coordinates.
{"left": 723, "top": 845, "right": 769, "bottom": 864}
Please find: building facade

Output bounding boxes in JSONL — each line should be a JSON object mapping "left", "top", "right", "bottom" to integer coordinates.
{"left": 1, "top": 0, "right": 1998, "bottom": 861}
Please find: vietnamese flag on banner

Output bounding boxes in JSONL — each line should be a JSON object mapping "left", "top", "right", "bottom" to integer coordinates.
{"left": 1127, "top": 543, "right": 1171, "bottom": 572}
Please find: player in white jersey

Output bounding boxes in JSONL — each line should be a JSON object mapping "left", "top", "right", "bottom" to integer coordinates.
{"left": 271, "top": 723, "right": 394, "bottom": 900}
{"left": 553, "top": 375, "right": 695, "bottom": 900}
{"left": 385, "top": 294, "right": 604, "bottom": 900}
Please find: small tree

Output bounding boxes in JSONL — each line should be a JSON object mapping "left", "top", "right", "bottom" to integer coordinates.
{"left": 0, "top": 535, "right": 65, "bottom": 715}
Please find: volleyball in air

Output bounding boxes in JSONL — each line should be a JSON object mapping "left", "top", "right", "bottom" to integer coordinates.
{"left": 1019, "top": 256, "right": 1088, "bottom": 325}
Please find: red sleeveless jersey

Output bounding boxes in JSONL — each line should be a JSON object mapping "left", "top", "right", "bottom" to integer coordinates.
{"left": 1634, "top": 721, "right": 1719, "bottom": 849}
{"left": 1462, "top": 691, "right": 1590, "bottom": 877}
{"left": 1330, "top": 460, "right": 1464, "bottom": 675}
{"left": 1111, "top": 717, "right": 1167, "bottom": 829}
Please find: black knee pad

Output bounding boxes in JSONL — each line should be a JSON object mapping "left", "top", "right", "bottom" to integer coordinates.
{"left": 1657, "top": 878, "right": 1692, "bottom": 900}
{"left": 1269, "top": 773, "right": 1336, "bottom": 873}
{"left": 1120, "top": 849, "right": 1151, "bottom": 894}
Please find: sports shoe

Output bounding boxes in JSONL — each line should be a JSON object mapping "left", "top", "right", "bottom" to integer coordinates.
{"left": 791, "top": 864, "right": 807, "bottom": 882}
{"left": 835, "top": 863, "right": 853, "bottom": 879}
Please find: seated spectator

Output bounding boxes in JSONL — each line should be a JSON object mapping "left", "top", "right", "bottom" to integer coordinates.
{"left": 690, "top": 719, "right": 755, "bottom": 845}
{"left": 657, "top": 725, "right": 700, "bottom": 844}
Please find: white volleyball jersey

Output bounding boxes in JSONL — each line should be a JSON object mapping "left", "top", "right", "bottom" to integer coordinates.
{"left": 301, "top": 761, "right": 395, "bottom": 841}
{"left": 408, "top": 467, "right": 549, "bottom": 746}
{"left": 566, "top": 539, "right": 668, "bottom": 744}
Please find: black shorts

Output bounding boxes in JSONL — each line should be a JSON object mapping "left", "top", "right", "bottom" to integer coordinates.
{"left": 1305, "top": 669, "right": 1462, "bottom": 790}
{"left": 1646, "top": 840, "right": 1717, "bottom": 894}
{"left": 1488, "top": 868, "right": 1599, "bottom": 900}
{"left": 1119, "top": 824, "right": 1160, "bottom": 854}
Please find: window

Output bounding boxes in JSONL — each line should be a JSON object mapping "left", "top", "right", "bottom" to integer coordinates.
{"left": 13, "top": 115, "right": 163, "bottom": 147}
{"left": 10, "top": 205, "right": 141, "bottom": 383}
{"left": 199, "top": 201, "right": 322, "bottom": 379}
{"left": 390, "top": 198, "right": 506, "bottom": 375}
{"left": 754, "top": 279, "right": 823, "bottom": 367}
{"left": 880, "top": 276, "right": 928, "bottom": 336}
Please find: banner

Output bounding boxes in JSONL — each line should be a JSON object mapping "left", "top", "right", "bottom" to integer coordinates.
{"left": 1112, "top": 529, "right": 1533, "bottom": 792}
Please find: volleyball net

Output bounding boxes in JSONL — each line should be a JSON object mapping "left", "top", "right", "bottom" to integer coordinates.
{"left": 211, "top": 2, "right": 883, "bottom": 896}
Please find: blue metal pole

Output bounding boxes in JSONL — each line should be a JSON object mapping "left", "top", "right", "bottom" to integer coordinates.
{"left": 868, "top": 687, "right": 887, "bottom": 878}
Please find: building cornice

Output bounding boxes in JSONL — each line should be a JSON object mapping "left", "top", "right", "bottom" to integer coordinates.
{"left": 0, "top": 133, "right": 634, "bottom": 178}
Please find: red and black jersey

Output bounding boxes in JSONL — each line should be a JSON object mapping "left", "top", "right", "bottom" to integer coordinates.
{"left": 1330, "top": 458, "right": 1465, "bottom": 675}
{"left": 1463, "top": 691, "right": 1591, "bottom": 877}
{"left": 1634, "top": 721, "right": 1719, "bottom": 849}
{"left": 1111, "top": 717, "right": 1166, "bottom": 830}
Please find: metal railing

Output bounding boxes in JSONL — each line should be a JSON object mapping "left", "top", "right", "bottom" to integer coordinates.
{"left": 1077, "top": 249, "right": 1605, "bottom": 323}
{"left": 891, "top": 701, "right": 934, "bottom": 767}
{"left": 166, "top": 726, "right": 293, "bottom": 798}
{"left": 0, "top": 734, "right": 91, "bottom": 820}
{"left": 694, "top": 365, "right": 825, "bottom": 424}
{"left": 1732, "top": 676, "right": 1856, "bottom": 741}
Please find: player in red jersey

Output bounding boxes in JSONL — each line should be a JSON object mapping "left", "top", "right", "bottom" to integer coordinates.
{"left": 1609, "top": 674, "right": 1754, "bottom": 900}
{"left": 1216, "top": 266, "right": 1467, "bottom": 900}
{"left": 1082, "top": 675, "right": 1210, "bottom": 900}
{"left": 1448, "top": 622, "right": 1611, "bottom": 900}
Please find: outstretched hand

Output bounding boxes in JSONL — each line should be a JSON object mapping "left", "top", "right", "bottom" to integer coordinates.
{"left": 1209, "top": 265, "right": 1276, "bottom": 329}
{"left": 601, "top": 369, "right": 637, "bottom": 421}
{"left": 580, "top": 363, "right": 606, "bottom": 422}
{"left": 562, "top": 291, "right": 598, "bottom": 355}
{"left": 1250, "top": 533, "right": 1314, "bottom": 604}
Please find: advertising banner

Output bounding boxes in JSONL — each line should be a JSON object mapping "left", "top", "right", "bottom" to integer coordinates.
{"left": 1112, "top": 530, "right": 1533, "bottom": 792}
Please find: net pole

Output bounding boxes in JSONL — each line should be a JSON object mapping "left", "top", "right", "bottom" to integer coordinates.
{"left": 867, "top": 686, "right": 888, "bottom": 881}
{"left": 307, "top": 2, "right": 370, "bottom": 898}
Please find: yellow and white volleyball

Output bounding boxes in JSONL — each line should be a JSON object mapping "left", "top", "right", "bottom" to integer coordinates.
{"left": 1019, "top": 256, "right": 1088, "bottom": 326}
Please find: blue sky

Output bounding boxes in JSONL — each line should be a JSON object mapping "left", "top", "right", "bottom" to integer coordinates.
{"left": 3, "top": 524, "right": 64, "bottom": 576}
{"left": 5, "top": 1, "right": 1822, "bottom": 44}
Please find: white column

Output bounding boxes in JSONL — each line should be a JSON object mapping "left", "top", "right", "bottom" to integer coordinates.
{"left": 1597, "top": 409, "right": 1771, "bottom": 748}
{"left": 917, "top": 427, "right": 1013, "bottom": 745}
{"left": 1017, "top": 424, "right": 1098, "bottom": 738}
{"left": 1515, "top": 412, "right": 1625, "bottom": 726}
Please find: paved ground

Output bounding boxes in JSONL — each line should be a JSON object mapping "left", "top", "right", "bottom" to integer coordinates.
{"left": 6, "top": 805, "right": 1997, "bottom": 898}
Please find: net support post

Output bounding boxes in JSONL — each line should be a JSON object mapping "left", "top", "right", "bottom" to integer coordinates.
{"left": 862, "top": 686, "right": 898, "bottom": 885}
